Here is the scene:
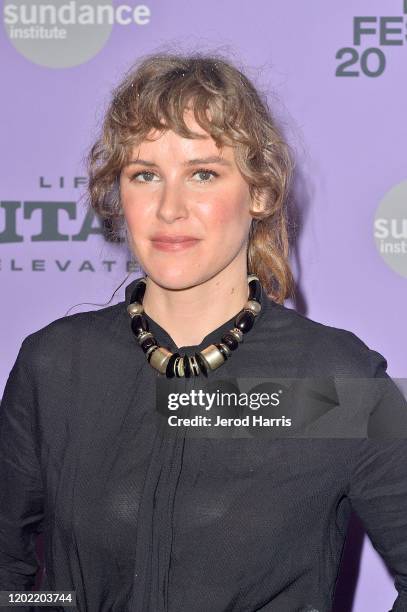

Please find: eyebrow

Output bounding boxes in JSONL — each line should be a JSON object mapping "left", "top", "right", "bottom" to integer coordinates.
{"left": 126, "top": 156, "right": 232, "bottom": 167}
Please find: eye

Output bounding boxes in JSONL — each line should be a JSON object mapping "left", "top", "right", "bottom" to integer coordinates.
{"left": 130, "top": 171, "right": 158, "bottom": 183}
{"left": 192, "top": 168, "right": 219, "bottom": 182}
{"left": 129, "top": 168, "right": 219, "bottom": 184}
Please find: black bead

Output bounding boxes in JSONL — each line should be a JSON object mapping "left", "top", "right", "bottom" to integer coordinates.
{"left": 183, "top": 355, "right": 192, "bottom": 378}
{"left": 130, "top": 279, "right": 146, "bottom": 304}
{"left": 195, "top": 352, "right": 208, "bottom": 377}
{"left": 248, "top": 278, "right": 262, "bottom": 303}
{"left": 141, "top": 336, "right": 157, "bottom": 353}
{"left": 130, "top": 314, "right": 149, "bottom": 337}
{"left": 216, "top": 343, "right": 230, "bottom": 360}
{"left": 166, "top": 353, "right": 181, "bottom": 378}
{"left": 221, "top": 333, "right": 239, "bottom": 350}
{"left": 235, "top": 310, "right": 255, "bottom": 333}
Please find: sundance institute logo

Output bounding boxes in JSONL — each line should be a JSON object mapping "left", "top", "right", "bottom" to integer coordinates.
{"left": 3, "top": 0, "right": 151, "bottom": 68}
{"left": 374, "top": 179, "right": 407, "bottom": 278}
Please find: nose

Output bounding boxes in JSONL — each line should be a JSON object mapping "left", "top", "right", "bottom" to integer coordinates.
{"left": 156, "top": 178, "right": 189, "bottom": 223}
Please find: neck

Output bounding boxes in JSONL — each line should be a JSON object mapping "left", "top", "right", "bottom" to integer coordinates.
{"left": 141, "top": 263, "right": 250, "bottom": 349}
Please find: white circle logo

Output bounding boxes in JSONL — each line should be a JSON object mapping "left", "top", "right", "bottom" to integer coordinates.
{"left": 3, "top": 1, "right": 151, "bottom": 68}
{"left": 374, "top": 179, "right": 407, "bottom": 278}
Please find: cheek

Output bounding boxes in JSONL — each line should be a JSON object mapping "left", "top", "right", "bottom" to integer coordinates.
{"left": 200, "top": 191, "right": 251, "bottom": 232}
{"left": 121, "top": 190, "right": 149, "bottom": 233}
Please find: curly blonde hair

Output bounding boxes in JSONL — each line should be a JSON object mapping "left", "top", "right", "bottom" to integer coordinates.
{"left": 85, "top": 51, "right": 296, "bottom": 303}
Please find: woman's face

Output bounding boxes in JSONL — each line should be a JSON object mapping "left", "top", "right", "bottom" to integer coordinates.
{"left": 119, "top": 109, "right": 254, "bottom": 289}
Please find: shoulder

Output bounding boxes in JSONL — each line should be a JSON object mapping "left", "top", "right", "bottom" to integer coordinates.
{"left": 17, "top": 301, "right": 128, "bottom": 375}
{"left": 266, "top": 299, "right": 388, "bottom": 377}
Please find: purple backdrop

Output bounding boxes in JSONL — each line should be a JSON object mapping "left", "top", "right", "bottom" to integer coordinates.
{"left": 1, "top": 1, "right": 406, "bottom": 609}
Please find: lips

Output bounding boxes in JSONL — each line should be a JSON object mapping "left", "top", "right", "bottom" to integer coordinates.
{"left": 151, "top": 235, "right": 200, "bottom": 243}
{"left": 150, "top": 235, "right": 201, "bottom": 252}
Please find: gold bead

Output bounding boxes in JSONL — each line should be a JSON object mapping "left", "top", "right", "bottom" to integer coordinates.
{"left": 200, "top": 345, "right": 226, "bottom": 370}
{"left": 127, "top": 303, "right": 144, "bottom": 317}
{"left": 149, "top": 347, "right": 172, "bottom": 374}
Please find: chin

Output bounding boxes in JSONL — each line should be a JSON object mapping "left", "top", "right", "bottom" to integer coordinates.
{"left": 141, "top": 267, "right": 201, "bottom": 289}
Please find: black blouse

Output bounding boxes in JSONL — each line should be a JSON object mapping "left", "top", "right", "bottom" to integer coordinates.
{"left": 0, "top": 278, "right": 406, "bottom": 612}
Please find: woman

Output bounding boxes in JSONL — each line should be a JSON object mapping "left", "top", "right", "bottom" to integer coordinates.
{"left": 1, "top": 52, "right": 406, "bottom": 612}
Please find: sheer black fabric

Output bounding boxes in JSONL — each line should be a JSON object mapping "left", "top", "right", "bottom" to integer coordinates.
{"left": 1, "top": 278, "right": 406, "bottom": 612}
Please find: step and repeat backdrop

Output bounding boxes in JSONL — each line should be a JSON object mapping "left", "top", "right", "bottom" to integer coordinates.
{"left": 1, "top": 0, "right": 406, "bottom": 609}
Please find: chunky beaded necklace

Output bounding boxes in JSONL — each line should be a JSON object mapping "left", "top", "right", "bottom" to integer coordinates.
{"left": 127, "top": 274, "right": 263, "bottom": 378}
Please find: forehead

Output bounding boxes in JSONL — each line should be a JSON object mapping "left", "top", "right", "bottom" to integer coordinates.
{"left": 132, "top": 111, "right": 234, "bottom": 160}
{"left": 144, "top": 108, "right": 210, "bottom": 143}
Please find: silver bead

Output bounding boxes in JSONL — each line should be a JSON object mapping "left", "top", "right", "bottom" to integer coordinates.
{"left": 218, "top": 342, "right": 232, "bottom": 358}
{"left": 229, "top": 328, "right": 243, "bottom": 342}
{"left": 149, "top": 347, "right": 172, "bottom": 374}
{"left": 200, "top": 344, "right": 226, "bottom": 371}
{"left": 145, "top": 345, "right": 158, "bottom": 359}
{"left": 136, "top": 331, "right": 153, "bottom": 344}
{"left": 188, "top": 354, "right": 200, "bottom": 376}
{"left": 247, "top": 274, "right": 260, "bottom": 284}
{"left": 244, "top": 299, "right": 261, "bottom": 315}
{"left": 175, "top": 356, "right": 185, "bottom": 377}
{"left": 127, "top": 302, "right": 144, "bottom": 317}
